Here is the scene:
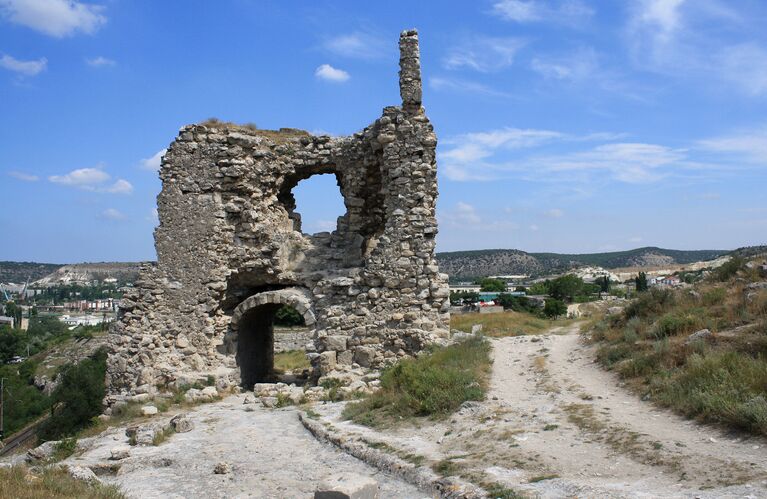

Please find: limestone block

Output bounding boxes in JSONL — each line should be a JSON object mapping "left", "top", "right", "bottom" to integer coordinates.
{"left": 141, "top": 405, "right": 159, "bottom": 416}
{"left": 315, "top": 474, "right": 379, "bottom": 499}
{"left": 353, "top": 347, "right": 376, "bottom": 368}
{"left": 170, "top": 414, "right": 194, "bottom": 433}
{"left": 110, "top": 446, "right": 131, "bottom": 460}
{"left": 325, "top": 335, "right": 348, "bottom": 352}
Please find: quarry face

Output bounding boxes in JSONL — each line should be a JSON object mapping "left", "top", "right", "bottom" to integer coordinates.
{"left": 106, "top": 30, "right": 450, "bottom": 400}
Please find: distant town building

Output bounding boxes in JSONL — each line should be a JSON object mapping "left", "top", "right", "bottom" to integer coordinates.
{"left": 0, "top": 315, "right": 14, "bottom": 328}
{"left": 59, "top": 314, "right": 114, "bottom": 327}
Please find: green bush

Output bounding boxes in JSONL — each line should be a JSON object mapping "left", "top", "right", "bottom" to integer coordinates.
{"left": 343, "top": 337, "right": 491, "bottom": 426}
{"left": 273, "top": 305, "right": 305, "bottom": 326}
{"left": 41, "top": 348, "right": 107, "bottom": 440}
{"left": 652, "top": 312, "right": 699, "bottom": 339}
{"left": 625, "top": 288, "right": 675, "bottom": 319}
{"left": 712, "top": 257, "right": 744, "bottom": 282}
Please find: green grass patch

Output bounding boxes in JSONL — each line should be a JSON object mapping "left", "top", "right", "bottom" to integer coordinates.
{"left": 343, "top": 337, "right": 492, "bottom": 427}
{"left": 451, "top": 311, "right": 568, "bottom": 337}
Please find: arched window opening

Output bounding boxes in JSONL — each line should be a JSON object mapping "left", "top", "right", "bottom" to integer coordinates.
{"left": 290, "top": 173, "right": 346, "bottom": 235}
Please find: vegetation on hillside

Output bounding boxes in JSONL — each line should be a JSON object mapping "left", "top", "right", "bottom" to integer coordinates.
{"left": 343, "top": 337, "right": 491, "bottom": 427}
{"left": 587, "top": 256, "right": 767, "bottom": 435}
{"left": 451, "top": 310, "right": 568, "bottom": 337}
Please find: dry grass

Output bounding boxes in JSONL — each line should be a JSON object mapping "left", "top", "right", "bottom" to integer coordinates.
{"left": 451, "top": 311, "right": 569, "bottom": 337}
{"left": 273, "top": 350, "right": 310, "bottom": 373}
{"left": 198, "top": 118, "right": 310, "bottom": 142}
{"left": 0, "top": 465, "right": 125, "bottom": 499}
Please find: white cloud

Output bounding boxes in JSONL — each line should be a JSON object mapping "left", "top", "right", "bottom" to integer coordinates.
{"left": 312, "top": 220, "right": 337, "bottom": 232}
{"left": 635, "top": 0, "right": 686, "bottom": 36}
{"left": 441, "top": 202, "right": 520, "bottom": 232}
{"left": 699, "top": 127, "right": 767, "bottom": 163}
{"left": 104, "top": 179, "right": 133, "bottom": 194}
{"left": 48, "top": 166, "right": 132, "bottom": 194}
{"left": 322, "top": 32, "right": 386, "bottom": 59}
{"left": 100, "top": 208, "right": 126, "bottom": 221}
{"left": 8, "top": 170, "right": 38, "bottom": 181}
{"left": 86, "top": 56, "right": 115, "bottom": 67}
{"left": 146, "top": 208, "right": 159, "bottom": 224}
{"left": 529, "top": 224, "right": 540, "bottom": 231}
{"left": 140, "top": 149, "right": 166, "bottom": 171}
{"left": 49, "top": 167, "right": 109, "bottom": 186}
{"left": 0, "top": 54, "right": 47, "bottom": 76}
{"left": 428, "top": 77, "right": 512, "bottom": 98}
{"left": 491, "top": 0, "right": 594, "bottom": 25}
{"left": 439, "top": 126, "right": 701, "bottom": 184}
{"left": 444, "top": 36, "right": 526, "bottom": 72}
{"left": 545, "top": 208, "right": 564, "bottom": 218}
{"left": 629, "top": 236, "right": 643, "bottom": 243}
{"left": 0, "top": 0, "right": 106, "bottom": 37}
{"left": 314, "top": 64, "right": 349, "bottom": 83}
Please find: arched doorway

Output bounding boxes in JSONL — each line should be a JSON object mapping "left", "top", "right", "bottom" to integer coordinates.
{"left": 230, "top": 288, "right": 315, "bottom": 389}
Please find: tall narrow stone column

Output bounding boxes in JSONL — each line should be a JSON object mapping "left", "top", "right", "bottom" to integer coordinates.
{"left": 399, "top": 29, "right": 422, "bottom": 113}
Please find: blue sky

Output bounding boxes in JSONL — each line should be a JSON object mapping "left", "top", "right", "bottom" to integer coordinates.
{"left": 1, "top": 0, "right": 766, "bottom": 263}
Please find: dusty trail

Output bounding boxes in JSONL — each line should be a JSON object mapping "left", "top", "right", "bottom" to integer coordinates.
{"left": 316, "top": 325, "right": 767, "bottom": 498}
{"left": 486, "top": 325, "right": 767, "bottom": 497}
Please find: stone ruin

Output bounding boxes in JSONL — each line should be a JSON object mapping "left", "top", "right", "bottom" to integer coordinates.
{"left": 106, "top": 30, "right": 450, "bottom": 402}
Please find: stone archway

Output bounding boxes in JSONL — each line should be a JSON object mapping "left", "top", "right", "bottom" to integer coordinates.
{"left": 230, "top": 288, "right": 315, "bottom": 388}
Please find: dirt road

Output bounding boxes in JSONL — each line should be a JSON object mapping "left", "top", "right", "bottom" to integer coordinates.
{"left": 320, "top": 325, "right": 767, "bottom": 498}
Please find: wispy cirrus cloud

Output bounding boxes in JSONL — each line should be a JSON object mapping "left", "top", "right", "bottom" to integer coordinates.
{"left": 0, "top": 0, "right": 107, "bottom": 37}
{"left": 0, "top": 53, "right": 46, "bottom": 76}
{"left": 428, "top": 77, "right": 513, "bottom": 98}
{"left": 8, "top": 170, "right": 39, "bottom": 181}
{"left": 100, "top": 208, "right": 126, "bottom": 221}
{"left": 439, "top": 126, "right": 706, "bottom": 184}
{"left": 444, "top": 36, "right": 527, "bottom": 72}
{"left": 491, "top": 0, "right": 594, "bottom": 26}
{"left": 321, "top": 31, "right": 387, "bottom": 59}
{"left": 86, "top": 56, "right": 115, "bottom": 67}
{"left": 314, "top": 64, "right": 349, "bottom": 82}
{"left": 48, "top": 166, "right": 133, "bottom": 194}
{"left": 698, "top": 126, "right": 767, "bottom": 164}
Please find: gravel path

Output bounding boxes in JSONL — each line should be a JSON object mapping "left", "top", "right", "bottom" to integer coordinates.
{"left": 67, "top": 395, "right": 426, "bottom": 499}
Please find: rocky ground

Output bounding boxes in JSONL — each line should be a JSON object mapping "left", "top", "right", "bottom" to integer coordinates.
{"left": 48, "top": 395, "right": 425, "bottom": 498}
{"left": 310, "top": 325, "right": 767, "bottom": 498}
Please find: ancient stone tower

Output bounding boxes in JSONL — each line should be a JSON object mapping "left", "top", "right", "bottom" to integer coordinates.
{"left": 106, "top": 30, "right": 450, "bottom": 399}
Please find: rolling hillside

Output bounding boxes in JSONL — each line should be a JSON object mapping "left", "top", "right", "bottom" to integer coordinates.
{"left": 436, "top": 247, "right": 728, "bottom": 281}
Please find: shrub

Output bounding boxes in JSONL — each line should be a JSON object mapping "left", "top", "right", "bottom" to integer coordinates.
{"left": 712, "top": 257, "right": 744, "bottom": 282}
{"left": 625, "top": 288, "right": 675, "bottom": 319}
{"left": 703, "top": 288, "right": 727, "bottom": 307}
{"left": 652, "top": 312, "right": 699, "bottom": 339}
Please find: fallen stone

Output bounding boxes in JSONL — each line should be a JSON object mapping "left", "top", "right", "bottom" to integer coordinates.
{"left": 685, "top": 328, "right": 713, "bottom": 344}
{"left": 109, "top": 446, "right": 131, "bottom": 460}
{"left": 607, "top": 306, "right": 623, "bottom": 316}
{"left": 213, "top": 462, "right": 231, "bottom": 474}
{"left": 141, "top": 405, "right": 159, "bottom": 416}
{"left": 201, "top": 386, "right": 219, "bottom": 398}
{"left": 170, "top": 414, "right": 194, "bottom": 433}
{"left": 315, "top": 474, "right": 379, "bottom": 499}
{"left": 26, "top": 441, "right": 58, "bottom": 463}
{"left": 470, "top": 324, "right": 483, "bottom": 334}
{"left": 242, "top": 394, "right": 256, "bottom": 405}
{"left": 66, "top": 465, "right": 101, "bottom": 484}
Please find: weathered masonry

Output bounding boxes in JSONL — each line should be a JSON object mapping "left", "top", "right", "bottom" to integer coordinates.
{"left": 106, "top": 30, "right": 450, "bottom": 400}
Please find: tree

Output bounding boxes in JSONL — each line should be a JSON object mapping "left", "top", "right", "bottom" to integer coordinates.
{"left": 547, "top": 275, "right": 584, "bottom": 302}
{"left": 450, "top": 291, "right": 479, "bottom": 305}
{"left": 596, "top": 276, "right": 610, "bottom": 293}
{"left": 635, "top": 272, "right": 648, "bottom": 292}
{"left": 479, "top": 278, "right": 507, "bottom": 292}
{"left": 543, "top": 298, "right": 567, "bottom": 318}
{"left": 273, "top": 305, "right": 305, "bottom": 327}
{"left": 496, "top": 293, "right": 537, "bottom": 313}
{"left": 41, "top": 349, "right": 107, "bottom": 440}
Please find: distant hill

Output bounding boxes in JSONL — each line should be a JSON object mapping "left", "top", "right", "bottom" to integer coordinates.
{"left": 436, "top": 247, "right": 728, "bottom": 281}
{"left": 0, "top": 262, "right": 63, "bottom": 284}
{"left": 33, "top": 262, "right": 143, "bottom": 286}
{"left": 0, "top": 262, "right": 143, "bottom": 286}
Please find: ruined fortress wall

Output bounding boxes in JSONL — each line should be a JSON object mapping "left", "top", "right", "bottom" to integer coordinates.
{"left": 106, "top": 30, "right": 450, "bottom": 399}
